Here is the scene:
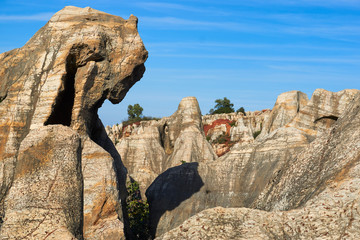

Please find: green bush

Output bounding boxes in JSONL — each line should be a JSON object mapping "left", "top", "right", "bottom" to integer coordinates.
{"left": 253, "top": 130, "right": 261, "bottom": 139}
{"left": 236, "top": 107, "right": 246, "bottom": 116}
{"left": 215, "top": 134, "right": 228, "bottom": 144}
{"left": 126, "top": 181, "right": 150, "bottom": 240}
{"left": 209, "top": 97, "right": 235, "bottom": 114}
{"left": 128, "top": 104, "right": 144, "bottom": 121}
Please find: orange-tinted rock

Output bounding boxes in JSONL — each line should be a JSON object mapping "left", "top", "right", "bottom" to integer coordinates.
{"left": 0, "top": 6, "right": 147, "bottom": 239}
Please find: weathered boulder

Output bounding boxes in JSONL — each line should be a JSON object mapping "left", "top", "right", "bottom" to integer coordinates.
{"left": 0, "top": 125, "right": 82, "bottom": 239}
{"left": 254, "top": 92, "right": 360, "bottom": 211}
{"left": 0, "top": 6, "right": 147, "bottom": 239}
{"left": 156, "top": 92, "right": 360, "bottom": 240}
{"left": 164, "top": 97, "right": 217, "bottom": 169}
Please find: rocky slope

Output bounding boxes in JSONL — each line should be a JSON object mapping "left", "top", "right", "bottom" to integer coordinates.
{"left": 0, "top": 6, "right": 147, "bottom": 239}
{"left": 108, "top": 89, "right": 358, "bottom": 238}
{"left": 156, "top": 91, "right": 360, "bottom": 239}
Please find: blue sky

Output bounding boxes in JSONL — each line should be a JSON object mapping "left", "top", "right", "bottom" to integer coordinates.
{"left": 1, "top": 0, "right": 359, "bottom": 126}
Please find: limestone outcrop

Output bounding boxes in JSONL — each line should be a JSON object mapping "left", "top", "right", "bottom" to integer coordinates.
{"left": 156, "top": 92, "right": 360, "bottom": 240}
{"left": 0, "top": 6, "right": 147, "bottom": 239}
{"left": 112, "top": 97, "right": 217, "bottom": 196}
{"left": 0, "top": 125, "right": 82, "bottom": 239}
{"left": 258, "top": 90, "right": 308, "bottom": 138}
{"left": 146, "top": 89, "right": 359, "bottom": 237}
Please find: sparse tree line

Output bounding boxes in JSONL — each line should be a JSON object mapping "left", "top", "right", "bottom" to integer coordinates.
{"left": 208, "top": 97, "right": 246, "bottom": 115}
{"left": 125, "top": 97, "right": 246, "bottom": 125}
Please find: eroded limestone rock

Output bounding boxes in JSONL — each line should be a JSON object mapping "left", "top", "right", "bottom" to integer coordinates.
{"left": 156, "top": 92, "right": 360, "bottom": 240}
{"left": 146, "top": 89, "right": 359, "bottom": 237}
{"left": 112, "top": 97, "right": 217, "bottom": 198}
{"left": 258, "top": 90, "right": 308, "bottom": 138}
{"left": 0, "top": 6, "right": 147, "bottom": 239}
{"left": 0, "top": 125, "right": 82, "bottom": 239}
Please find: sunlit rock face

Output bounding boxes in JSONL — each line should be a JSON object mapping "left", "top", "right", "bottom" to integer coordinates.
{"left": 0, "top": 6, "right": 147, "bottom": 239}
{"left": 145, "top": 89, "right": 359, "bottom": 238}
{"left": 156, "top": 92, "right": 360, "bottom": 240}
{"left": 258, "top": 90, "right": 309, "bottom": 138}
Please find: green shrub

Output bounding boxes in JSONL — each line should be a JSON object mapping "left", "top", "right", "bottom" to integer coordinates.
{"left": 209, "top": 97, "right": 235, "bottom": 114}
{"left": 253, "top": 130, "right": 261, "bottom": 139}
{"left": 229, "top": 121, "right": 236, "bottom": 127}
{"left": 126, "top": 181, "right": 150, "bottom": 240}
{"left": 236, "top": 107, "right": 246, "bottom": 116}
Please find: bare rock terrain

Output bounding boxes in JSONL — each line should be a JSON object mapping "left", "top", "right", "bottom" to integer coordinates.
{"left": 156, "top": 92, "right": 360, "bottom": 240}
{"left": 143, "top": 89, "right": 359, "bottom": 237}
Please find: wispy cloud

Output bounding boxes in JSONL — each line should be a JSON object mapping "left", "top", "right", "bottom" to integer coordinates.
{"left": 274, "top": 0, "right": 360, "bottom": 8}
{"left": 199, "top": 0, "right": 360, "bottom": 8}
{"left": 147, "top": 41, "right": 358, "bottom": 51}
{"left": 0, "top": 12, "right": 53, "bottom": 21}
{"left": 151, "top": 53, "right": 360, "bottom": 64}
{"left": 135, "top": 2, "right": 230, "bottom": 16}
{"left": 140, "top": 16, "right": 270, "bottom": 31}
{"left": 140, "top": 15, "right": 360, "bottom": 42}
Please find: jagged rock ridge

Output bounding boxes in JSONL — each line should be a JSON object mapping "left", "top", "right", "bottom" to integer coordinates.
{"left": 106, "top": 89, "right": 359, "bottom": 238}
{"left": 156, "top": 92, "right": 360, "bottom": 239}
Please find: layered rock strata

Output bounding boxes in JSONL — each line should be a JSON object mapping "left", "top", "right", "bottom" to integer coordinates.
{"left": 0, "top": 6, "right": 147, "bottom": 239}
{"left": 156, "top": 92, "right": 360, "bottom": 240}
{"left": 145, "top": 89, "right": 359, "bottom": 237}
{"left": 113, "top": 97, "right": 216, "bottom": 196}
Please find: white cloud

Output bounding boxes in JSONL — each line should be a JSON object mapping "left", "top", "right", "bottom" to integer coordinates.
{"left": 0, "top": 12, "right": 53, "bottom": 21}
{"left": 135, "top": 2, "right": 230, "bottom": 16}
{"left": 151, "top": 53, "right": 360, "bottom": 64}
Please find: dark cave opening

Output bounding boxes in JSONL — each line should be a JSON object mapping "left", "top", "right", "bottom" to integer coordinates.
{"left": 44, "top": 54, "right": 76, "bottom": 126}
{"left": 314, "top": 115, "right": 339, "bottom": 123}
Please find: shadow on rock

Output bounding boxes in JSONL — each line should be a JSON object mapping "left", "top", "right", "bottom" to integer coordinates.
{"left": 145, "top": 162, "right": 204, "bottom": 238}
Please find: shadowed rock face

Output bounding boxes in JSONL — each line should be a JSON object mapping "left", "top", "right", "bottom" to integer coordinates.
{"left": 146, "top": 162, "right": 204, "bottom": 238}
{"left": 0, "top": 6, "right": 147, "bottom": 239}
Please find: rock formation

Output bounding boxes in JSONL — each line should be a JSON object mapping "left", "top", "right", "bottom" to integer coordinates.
{"left": 258, "top": 90, "right": 308, "bottom": 138}
{"left": 113, "top": 97, "right": 216, "bottom": 197}
{"left": 0, "top": 6, "right": 147, "bottom": 239}
{"left": 1, "top": 5, "right": 359, "bottom": 240}
{"left": 156, "top": 92, "right": 360, "bottom": 240}
{"left": 145, "top": 89, "right": 359, "bottom": 237}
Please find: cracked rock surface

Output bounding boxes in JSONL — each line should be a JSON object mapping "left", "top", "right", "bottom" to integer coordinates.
{"left": 0, "top": 6, "right": 147, "bottom": 239}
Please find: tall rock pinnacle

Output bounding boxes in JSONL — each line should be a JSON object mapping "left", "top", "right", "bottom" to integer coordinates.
{"left": 0, "top": 6, "right": 147, "bottom": 239}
